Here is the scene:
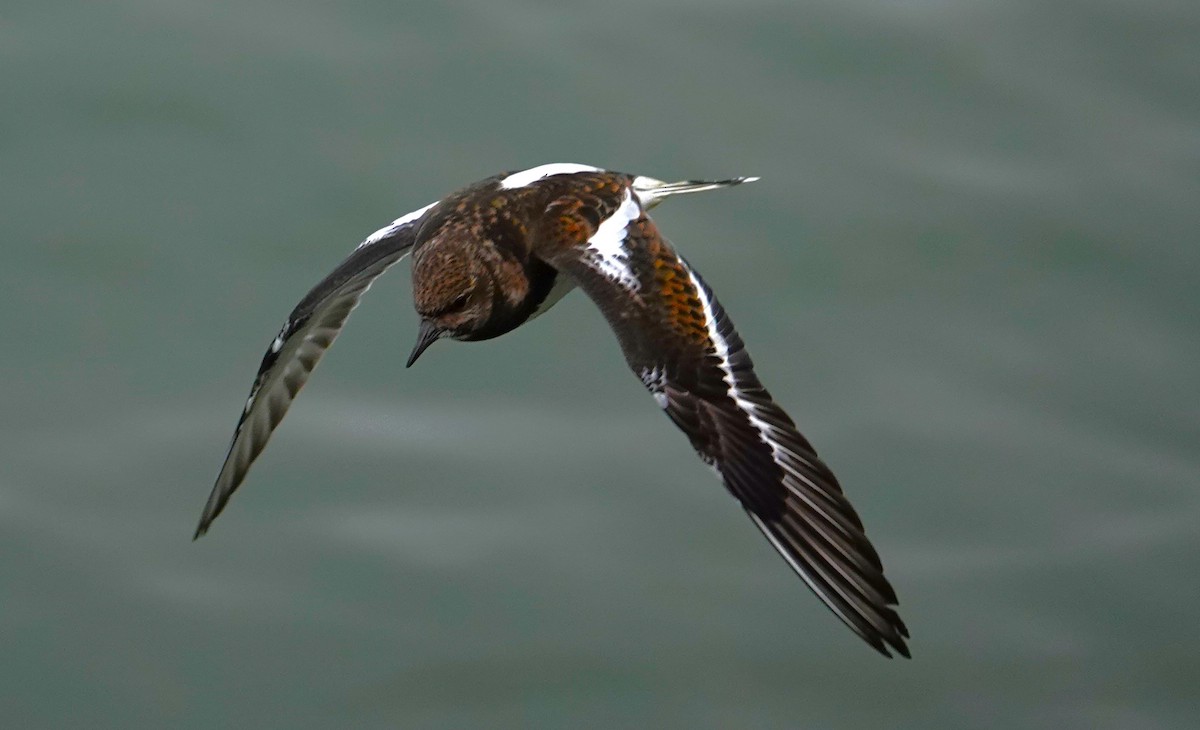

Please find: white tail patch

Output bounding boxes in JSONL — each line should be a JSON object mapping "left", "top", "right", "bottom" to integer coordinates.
{"left": 499, "top": 163, "right": 601, "bottom": 190}
{"left": 585, "top": 189, "right": 642, "bottom": 291}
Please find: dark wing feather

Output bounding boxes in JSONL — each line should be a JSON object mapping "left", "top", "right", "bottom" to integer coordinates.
{"left": 194, "top": 203, "right": 435, "bottom": 537}
{"left": 533, "top": 179, "right": 909, "bottom": 657}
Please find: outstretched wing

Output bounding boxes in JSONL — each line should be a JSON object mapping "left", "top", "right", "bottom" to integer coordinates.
{"left": 533, "top": 176, "right": 909, "bottom": 657}
{"left": 194, "top": 202, "right": 437, "bottom": 538}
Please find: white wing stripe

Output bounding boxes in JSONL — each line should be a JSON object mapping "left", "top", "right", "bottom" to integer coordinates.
{"left": 687, "top": 269, "right": 839, "bottom": 515}
{"left": 357, "top": 201, "right": 437, "bottom": 249}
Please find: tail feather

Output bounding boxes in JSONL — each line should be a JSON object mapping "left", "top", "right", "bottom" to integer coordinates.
{"left": 631, "top": 175, "right": 759, "bottom": 209}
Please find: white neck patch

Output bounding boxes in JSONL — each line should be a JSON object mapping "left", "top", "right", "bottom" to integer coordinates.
{"left": 585, "top": 189, "right": 642, "bottom": 292}
{"left": 498, "top": 163, "right": 601, "bottom": 190}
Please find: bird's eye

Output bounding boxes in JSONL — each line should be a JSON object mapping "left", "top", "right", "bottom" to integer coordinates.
{"left": 447, "top": 292, "right": 470, "bottom": 311}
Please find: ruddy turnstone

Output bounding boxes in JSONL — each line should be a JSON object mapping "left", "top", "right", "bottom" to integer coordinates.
{"left": 195, "top": 163, "right": 910, "bottom": 658}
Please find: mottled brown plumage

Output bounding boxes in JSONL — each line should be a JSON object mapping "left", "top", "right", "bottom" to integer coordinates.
{"left": 195, "top": 164, "right": 909, "bottom": 659}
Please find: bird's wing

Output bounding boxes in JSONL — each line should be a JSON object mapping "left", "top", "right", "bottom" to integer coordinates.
{"left": 194, "top": 202, "right": 437, "bottom": 538}
{"left": 532, "top": 178, "right": 909, "bottom": 657}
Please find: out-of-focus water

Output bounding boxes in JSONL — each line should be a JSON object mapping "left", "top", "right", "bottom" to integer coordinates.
{"left": 3, "top": 1, "right": 1198, "bottom": 727}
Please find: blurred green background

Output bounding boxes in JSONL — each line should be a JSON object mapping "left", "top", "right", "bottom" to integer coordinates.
{"left": 3, "top": 1, "right": 1197, "bottom": 727}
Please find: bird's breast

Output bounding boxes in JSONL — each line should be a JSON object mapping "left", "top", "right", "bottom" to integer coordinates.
{"left": 460, "top": 257, "right": 566, "bottom": 342}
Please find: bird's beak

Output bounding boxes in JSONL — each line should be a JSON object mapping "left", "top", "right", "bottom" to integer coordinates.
{"left": 406, "top": 320, "right": 444, "bottom": 368}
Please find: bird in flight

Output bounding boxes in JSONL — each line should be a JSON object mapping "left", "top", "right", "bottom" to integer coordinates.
{"left": 195, "top": 163, "right": 910, "bottom": 658}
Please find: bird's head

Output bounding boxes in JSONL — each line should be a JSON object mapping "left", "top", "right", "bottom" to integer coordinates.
{"left": 408, "top": 240, "right": 494, "bottom": 367}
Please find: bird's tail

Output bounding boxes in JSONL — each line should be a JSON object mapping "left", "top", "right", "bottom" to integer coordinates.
{"left": 631, "top": 174, "right": 759, "bottom": 210}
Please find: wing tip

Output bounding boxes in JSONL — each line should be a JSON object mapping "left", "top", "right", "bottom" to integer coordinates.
{"left": 869, "top": 620, "right": 912, "bottom": 659}
{"left": 193, "top": 473, "right": 233, "bottom": 541}
{"left": 872, "top": 641, "right": 912, "bottom": 660}
{"left": 192, "top": 499, "right": 220, "bottom": 537}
